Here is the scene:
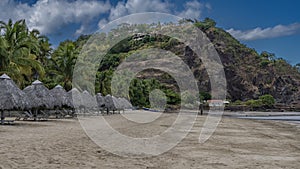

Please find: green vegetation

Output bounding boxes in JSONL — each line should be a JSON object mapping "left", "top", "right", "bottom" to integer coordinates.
{"left": 199, "top": 91, "right": 212, "bottom": 101}
{"left": 0, "top": 19, "right": 183, "bottom": 108}
{"left": 0, "top": 19, "right": 49, "bottom": 88}
{"left": 46, "top": 41, "right": 79, "bottom": 90}
{"left": 128, "top": 78, "right": 180, "bottom": 108}
{"left": 245, "top": 99, "right": 263, "bottom": 108}
{"left": 193, "top": 18, "right": 216, "bottom": 31}
{"left": 259, "top": 94, "right": 276, "bottom": 106}
{"left": 233, "top": 94, "right": 275, "bottom": 108}
{"left": 181, "top": 91, "right": 197, "bottom": 105}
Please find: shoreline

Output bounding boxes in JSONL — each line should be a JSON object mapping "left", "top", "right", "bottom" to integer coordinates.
{"left": 223, "top": 110, "right": 300, "bottom": 117}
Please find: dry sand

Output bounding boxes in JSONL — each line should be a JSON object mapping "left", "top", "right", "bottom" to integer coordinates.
{"left": 0, "top": 112, "right": 299, "bottom": 169}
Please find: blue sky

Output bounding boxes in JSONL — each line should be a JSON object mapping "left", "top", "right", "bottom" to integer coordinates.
{"left": 1, "top": 0, "right": 299, "bottom": 65}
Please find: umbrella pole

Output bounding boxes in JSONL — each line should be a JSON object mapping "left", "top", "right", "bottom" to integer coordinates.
{"left": 56, "top": 108, "right": 59, "bottom": 118}
{"left": 34, "top": 109, "right": 37, "bottom": 121}
{"left": 1, "top": 110, "right": 4, "bottom": 125}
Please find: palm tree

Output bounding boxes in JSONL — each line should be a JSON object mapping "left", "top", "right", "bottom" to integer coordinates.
{"left": 97, "top": 70, "right": 113, "bottom": 95}
{"left": 0, "top": 19, "right": 45, "bottom": 87}
{"left": 48, "top": 41, "right": 79, "bottom": 91}
{"left": 29, "top": 29, "right": 52, "bottom": 65}
{"left": 0, "top": 36, "right": 9, "bottom": 69}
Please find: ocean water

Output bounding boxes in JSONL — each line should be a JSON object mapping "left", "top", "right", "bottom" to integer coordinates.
{"left": 237, "top": 115, "right": 300, "bottom": 122}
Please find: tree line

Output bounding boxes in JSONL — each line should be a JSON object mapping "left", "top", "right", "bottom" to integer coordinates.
{"left": 0, "top": 19, "right": 185, "bottom": 108}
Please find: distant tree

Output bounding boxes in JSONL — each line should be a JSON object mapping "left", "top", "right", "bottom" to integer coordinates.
{"left": 182, "top": 91, "right": 197, "bottom": 105}
{"left": 48, "top": 41, "right": 79, "bottom": 90}
{"left": 245, "top": 99, "right": 263, "bottom": 108}
{"left": 199, "top": 91, "right": 212, "bottom": 101}
{"left": 259, "top": 94, "right": 275, "bottom": 107}
{"left": 231, "top": 100, "right": 244, "bottom": 106}
{"left": 260, "top": 51, "right": 276, "bottom": 61}
{"left": 203, "top": 18, "right": 216, "bottom": 28}
{"left": 97, "top": 70, "right": 113, "bottom": 96}
{"left": 194, "top": 18, "right": 216, "bottom": 31}
{"left": 260, "top": 60, "right": 270, "bottom": 67}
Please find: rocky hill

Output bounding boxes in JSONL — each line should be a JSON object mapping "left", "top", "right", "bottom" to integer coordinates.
{"left": 75, "top": 18, "right": 300, "bottom": 108}
{"left": 135, "top": 21, "right": 300, "bottom": 106}
{"left": 199, "top": 20, "right": 300, "bottom": 106}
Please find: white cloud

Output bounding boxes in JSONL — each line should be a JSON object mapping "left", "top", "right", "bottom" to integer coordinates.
{"left": 108, "top": 0, "right": 171, "bottom": 21}
{"left": 0, "top": 0, "right": 111, "bottom": 34}
{"left": 75, "top": 24, "right": 88, "bottom": 36}
{"left": 97, "top": 19, "right": 108, "bottom": 29}
{"left": 227, "top": 23, "right": 300, "bottom": 41}
{"left": 177, "top": 0, "right": 203, "bottom": 19}
{"left": 205, "top": 3, "right": 212, "bottom": 10}
{"left": 100, "top": 0, "right": 209, "bottom": 28}
{"left": 0, "top": 0, "right": 208, "bottom": 35}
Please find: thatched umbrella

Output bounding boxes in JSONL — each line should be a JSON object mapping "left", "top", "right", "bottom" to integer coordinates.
{"left": 66, "top": 88, "right": 83, "bottom": 112}
{"left": 104, "top": 94, "right": 117, "bottom": 113}
{"left": 117, "top": 97, "right": 126, "bottom": 110}
{"left": 50, "top": 85, "right": 69, "bottom": 117}
{"left": 50, "top": 85, "right": 68, "bottom": 108}
{"left": 81, "top": 90, "right": 97, "bottom": 113}
{"left": 112, "top": 96, "right": 122, "bottom": 111}
{"left": 96, "top": 93, "right": 105, "bottom": 111}
{"left": 0, "top": 74, "right": 29, "bottom": 124}
{"left": 120, "top": 98, "right": 133, "bottom": 109}
{"left": 23, "top": 80, "right": 55, "bottom": 120}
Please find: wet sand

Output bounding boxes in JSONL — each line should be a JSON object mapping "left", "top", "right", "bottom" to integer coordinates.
{"left": 0, "top": 113, "right": 299, "bottom": 169}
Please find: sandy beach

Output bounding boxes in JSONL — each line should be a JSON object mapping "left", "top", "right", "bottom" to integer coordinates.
{"left": 0, "top": 113, "right": 299, "bottom": 169}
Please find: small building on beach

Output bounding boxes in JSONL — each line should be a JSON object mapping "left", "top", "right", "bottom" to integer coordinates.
{"left": 207, "top": 100, "right": 229, "bottom": 107}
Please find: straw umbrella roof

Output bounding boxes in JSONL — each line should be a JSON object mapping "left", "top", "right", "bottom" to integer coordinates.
{"left": 115, "top": 97, "right": 124, "bottom": 109}
{"left": 0, "top": 74, "right": 29, "bottom": 110}
{"left": 23, "top": 80, "right": 55, "bottom": 109}
{"left": 117, "top": 97, "right": 127, "bottom": 109}
{"left": 50, "top": 85, "right": 68, "bottom": 108}
{"left": 96, "top": 93, "right": 105, "bottom": 108}
{"left": 104, "top": 94, "right": 117, "bottom": 110}
{"left": 112, "top": 96, "right": 122, "bottom": 110}
{"left": 81, "top": 90, "right": 97, "bottom": 109}
{"left": 120, "top": 98, "right": 133, "bottom": 109}
{"left": 66, "top": 88, "right": 83, "bottom": 108}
